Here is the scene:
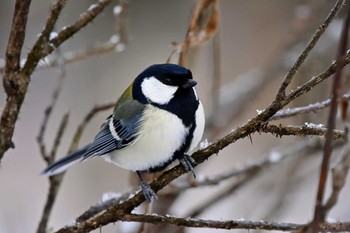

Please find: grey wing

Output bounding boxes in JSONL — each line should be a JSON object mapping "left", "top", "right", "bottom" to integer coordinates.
{"left": 82, "top": 100, "right": 145, "bottom": 160}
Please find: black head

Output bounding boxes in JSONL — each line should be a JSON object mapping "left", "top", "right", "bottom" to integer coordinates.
{"left": 133, "top": 64, "right": 198, "bottom": 105}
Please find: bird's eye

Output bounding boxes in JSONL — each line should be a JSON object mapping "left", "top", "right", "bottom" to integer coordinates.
{"left": 164, "top": 78, "right": 172, "bottom": 85}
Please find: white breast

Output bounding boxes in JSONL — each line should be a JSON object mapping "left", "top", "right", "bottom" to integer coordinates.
{"left": 106, "top": 105, "right": 189, "bottom": 171}
{"left": 189, "top": 101, "right": 205, "bottom": 152}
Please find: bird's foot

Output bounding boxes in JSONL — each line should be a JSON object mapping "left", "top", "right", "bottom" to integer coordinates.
{"left": 179, "top": 154, "right": 196, "bottom": 178}
{"left": 140, "top": 180, "right": 158, "bottom": 202}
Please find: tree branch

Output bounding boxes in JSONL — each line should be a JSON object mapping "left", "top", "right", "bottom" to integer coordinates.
{"left": 0, "top": 0, "right": 31, "bottom": 160}
{"left": 323, "top": 145, "right": 350, "bottom": 214}
{"left": 270, "top": 93, "right": 350, "bottom": 121}
{"left": 275, "top": 0, "right": 345, "bottom": 101}
{"left": 260, "top": 124, "right": 346, "bottom": 141}
{"left": 0, "top": 0, "right": 112, "bottom": 162}
{"left": 312, "top": 2, "right": 350, "bottom": 231}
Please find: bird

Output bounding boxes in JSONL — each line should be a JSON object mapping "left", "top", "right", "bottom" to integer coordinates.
{"left": 42, "top": 63, "right": 205, "bottom": 202}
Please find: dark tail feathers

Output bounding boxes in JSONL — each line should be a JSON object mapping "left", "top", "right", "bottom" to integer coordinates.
{"left": 41, "top": 145, "right": 89, "bottom": 176}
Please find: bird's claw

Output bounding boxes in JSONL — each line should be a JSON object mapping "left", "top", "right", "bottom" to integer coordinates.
{"left": 179, "top": 154, "right": 196, "bottom": 178}
{"left": 140, "top": 180, "right": 158, "bottom": 202}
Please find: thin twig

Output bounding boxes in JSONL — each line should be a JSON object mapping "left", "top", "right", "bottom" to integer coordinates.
{"left": 285, "top": 50, "right": 350, "bottom": 104}
{"left": 36, "top": 38, "right": 69, "bottom": 233}
{"left": 260, "top": 124, "right": 346, "bottom": 141}
{"left": 37, "top": 39, "right": 122, "bottom": 70}
{"left": 270, "top": 93, "right": 350, "bottom": 121}
{"left": 0, "top": 0, "right": 128, "bottom": 73}
{"left": 323, "top": 145, "right": 350, "bottom": 213}
{"left": 208, "top": 0, "right": 344, "bottom": 136}
{"left": 275, "top": 0, "right": 345, "bottom": 101}
{"left": 37, "top": 47, "right": 67, "bottom": 162}
{"left": 106, "top": 213, "right": 350, "bottom": 232}
{"left": 39, "top": 103, "right": 114, "bottom": 233}
{"left": 22, "top": 0, "right": 68, "bottom": 76}
{"left": 312, "top": 3, "right": 350, "bottom": 232}
{"left": 47, "top": 0, "right": 113, "bottom": 57}
{"left": 185, "top": 139, "right": 323, "bottom": 218}
{"left": 37, "top": 113, "right": 69, "bottom": 233}
{"left": 69, "top": 102, "right": 115, "bottom": 151}
{"left": 178, "top": 0, "right": 218, "bottom": 66}
{"left": 167, "top": 139, "right": 323, "bottom": 196}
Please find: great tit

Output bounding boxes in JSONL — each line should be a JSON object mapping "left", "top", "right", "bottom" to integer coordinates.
{"left": 42, "top": 63, "right": 205, "bottom": 202}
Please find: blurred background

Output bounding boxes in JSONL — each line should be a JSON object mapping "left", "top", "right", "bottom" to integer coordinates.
{"left": 0, "top": 0, "right": 349, "bottom": 232}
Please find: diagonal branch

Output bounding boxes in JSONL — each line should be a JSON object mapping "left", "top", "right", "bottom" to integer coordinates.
{"left": 22, "top": 0, "right": 68, "bottom": 76}
{"left": 270, "top": 93, "right": 350, "bottom": 121}
{"left": 275, "top": 0, "right": 345, "bottom": 101}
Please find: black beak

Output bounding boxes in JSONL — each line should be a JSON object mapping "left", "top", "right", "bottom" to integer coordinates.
{"left": 182, "top": 79, "right": 197, "bottom": 89}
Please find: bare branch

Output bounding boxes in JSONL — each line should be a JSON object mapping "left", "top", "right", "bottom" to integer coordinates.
{"left": 3, "top": 0, "right": 31, "bottom": 75}
{"left": 48, "top": 0, "right": 112, "bottom": 54}
{"left": 0, "top": 0, "right": 31, "bottom": 160}
{"left": 69, "top": 213, "right": 350, "bottom": 232}
{"left": 323, "top": 146, "right": 350, "bottom": 213}
{"left": 270, "top": 93, "right": 350, "bottom": 121}
{"left": 69, "top": 102, "right": 115, "bottom": 151}
{"left": 275, "top": 0, "right": 345, "bottom": 101}
{"left": 0, "top": 0, "right": 112, "bottom": 161}
{"left": 122, "top": 214, "right": 303, "bottom": 232}
{"left": 37, "top": 47, "right": 67, "bottom": 163}
{"left": 167, "top": 139, "right": 323, "bottom": 196}
{"left": 76, "top": 191, "right": 135, "bottom": 223}
{"left": 312, "top": 2, "right": 350, "bottom": 231}
{"left": 260, "top": 124, "right": 346, "bottom": 141}
{"left": 22, "top": 0, "right": 68, "bottom": 76}
{"left": 178, "top": 0, "right": 218, "bottom": 66}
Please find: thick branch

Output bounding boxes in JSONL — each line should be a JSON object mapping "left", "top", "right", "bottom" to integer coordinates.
{"left": 0, "top": 0, "right": 31, "bottom": 160}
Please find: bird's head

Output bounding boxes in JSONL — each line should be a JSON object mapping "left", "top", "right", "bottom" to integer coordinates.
{"left": 133, "top": 64, "right": 198, "bottom": 105}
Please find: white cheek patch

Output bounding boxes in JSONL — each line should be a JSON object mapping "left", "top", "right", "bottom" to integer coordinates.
{"left": 141, "top": 76, "right": 178, "bottom": 105}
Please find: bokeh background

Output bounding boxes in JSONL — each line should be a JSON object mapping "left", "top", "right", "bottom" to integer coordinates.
{"left": 0, "top": 0, "right": 349, "bottom": 232}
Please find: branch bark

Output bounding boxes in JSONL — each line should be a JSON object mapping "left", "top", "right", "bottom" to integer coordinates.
{"left": 0, "top": 0, "right": 31, "bottom": 160}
